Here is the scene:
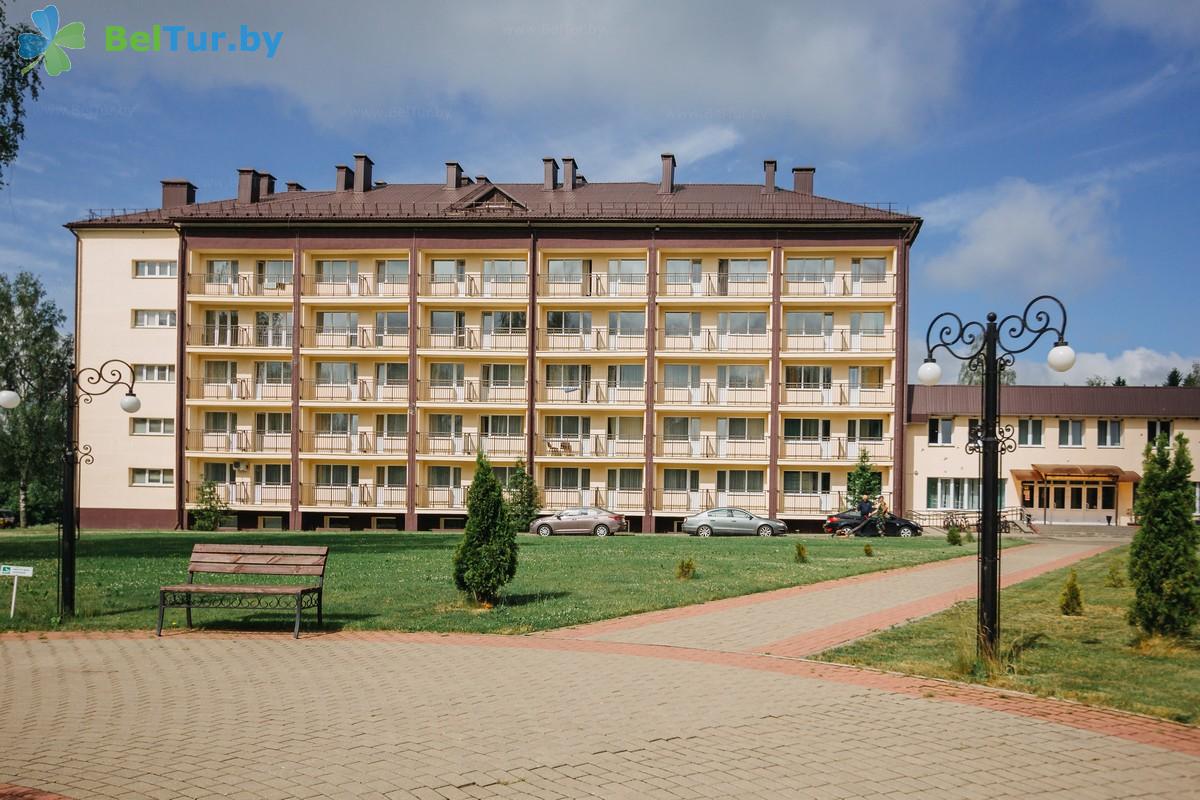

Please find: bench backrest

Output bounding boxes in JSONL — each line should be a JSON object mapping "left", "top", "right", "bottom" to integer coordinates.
{"left": 187, "top": 544, "right": 329, "bottom": 583}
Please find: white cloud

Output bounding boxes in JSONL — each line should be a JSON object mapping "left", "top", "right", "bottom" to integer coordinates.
{"left": 916, "top": 178, "right": 1118, "bottom": 291}
{"left": 1014, "top": 347, "right": 1200, "bottom": 386}
{"left": 1086, "top": 0, "right": 1200, "bottom": 46}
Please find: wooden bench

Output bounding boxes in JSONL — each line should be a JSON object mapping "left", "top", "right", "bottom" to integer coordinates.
{"left": 157, "top": 544, "right": 328, "bottom": 638}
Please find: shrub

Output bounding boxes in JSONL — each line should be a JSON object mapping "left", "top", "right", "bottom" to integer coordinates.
{"left": 1104, "top": 559, "right": 1126, "bottom": 588}
{"left": 1060, "top": 570, "right": 1083, "bottom": 616}
{"left": 452, "top": 452, "right": 519, "bottom": 605}
{"left": 946, "top": 526, "right": 963, "bottom": 546}
{"left": 964, "top": 528, "right": 976, "bottom": 544}
{"left": 676, "top": 558, "right": 696, "bottom": 580}
{"left": 863, "top": 542, "right": 874, "bottom": 557}
{"left": 191, "top": 479, "right": 228, "bottom": 531}
{"left": 794, "top": 542, "right": 808, "bottom": 564}
{"left": 504, "top": 459, "right": 541, "bottom": 532}
{"left": 1129, "top": 433, "right": 1200, "bottom": 636}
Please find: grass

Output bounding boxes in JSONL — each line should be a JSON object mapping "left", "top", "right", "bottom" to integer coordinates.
{"left": 0, "top": 530, "right": 1006, "bottom": 635}
{"left": 822, "top": 545, "right": 1200, "bottom": 724}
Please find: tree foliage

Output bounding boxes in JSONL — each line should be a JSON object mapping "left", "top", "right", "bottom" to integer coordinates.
{"left": 845, "top": 448, "right": 881, "bottom": 504}
{"left": 1085, "top": 375, "right": 1107, "bottom": 387}
{"left": 1182, "top": 362, "right": 1200, "bottom": 388}
{"left": 452, "top": 452, "right": 519, "bottom": 605}
{"left": 0, "top": 271, "right": 70, "bottom": 526}
{"left": 504, "top": 459, "right": 540, "bottom": 532}
{"left": 191, "top": 480, "right": 228, "bottom": 531}
{"left": 958, "top": 357, "right": 1016, "bottom": 386}
{"left": 0, "top": 3, "right": 42, "bottom": 186}
{"left": 1165, "top": 368, "right": 1182, "bottom": 387}
{"left": 1112, "top": 376, "right": 1127, "bottom": 387}
{"left": 1128, "top": 433, "right": 1200, "bottom": 636}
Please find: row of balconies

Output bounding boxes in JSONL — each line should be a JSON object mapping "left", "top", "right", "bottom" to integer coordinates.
{"left": 184, "top": 324, "right": 895, "bottom": 354}
{"left": 183, "top": 430, "right": 893, "bottom": 461}
{"left": 186, "top": 272, "right": 896, "bottom": 300}
{"left": 185, "top": 378, "right": 895, "bottom": 407}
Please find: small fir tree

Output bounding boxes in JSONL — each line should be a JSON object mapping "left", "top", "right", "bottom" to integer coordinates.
{"left": 1112, "top": 376, "right": 1127, "bottom": 387}
{"left": 863, "top": 542, "right": 874, "bottom": 557}
{"left": 676, "top": 558, "right": 696, "bottom": 580}
{"left": 504, "top": 459, "right": 541, "bottom": 532}
{"left": 845, "top": 450, "right": 881, "bottom": 505}
{"left": 794, "top": 542, "right": 808, "bottom": 563}
{"left": 1059, "top": 569, "right": 1083, "bottom": 616}
{"left": 1165, "top": 368, "right": 1182, "bottom": 387}
{"left": 946, "top": 526, "right": 963, "bottom": 546}
{"left": 452, "top": 452, "right": 519, "bottom": 605}
{"left": 1104, "top": 559, "right": 1125, "bottom": 588}
{"left": 1128, "top": 433, "right": 1200, "bottom": 636}
{"left": 191, "top": 479, "right": 228, "bottom": 531}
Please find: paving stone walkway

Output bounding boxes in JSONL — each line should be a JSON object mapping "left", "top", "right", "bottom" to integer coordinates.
{"left": 2, "top": 538, "right": 1197, "bottom": 800}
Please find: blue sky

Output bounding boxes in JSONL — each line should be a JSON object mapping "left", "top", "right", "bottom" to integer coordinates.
{"left": 2, "top": 0, "right": 1198, "bottom": 385}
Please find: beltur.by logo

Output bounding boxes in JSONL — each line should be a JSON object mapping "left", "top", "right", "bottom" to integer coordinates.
{"left": 18, "top": 5, "right": 85, "bottom": 77}
{"left": 105, "top": 23, "right": 283, "bottom": 59}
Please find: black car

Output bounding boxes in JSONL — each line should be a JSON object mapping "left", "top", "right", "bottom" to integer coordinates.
{"left": 823, "top": 510, "right": 922, "bottom": 537}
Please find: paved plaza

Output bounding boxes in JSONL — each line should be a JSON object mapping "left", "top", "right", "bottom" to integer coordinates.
{"left": 2, "top": 538, "right": 1197, "bottom": 799}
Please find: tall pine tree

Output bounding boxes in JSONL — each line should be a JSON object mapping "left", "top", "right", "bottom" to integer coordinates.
{"left": 452, "top": 452, "right": 519, "bottom": 605}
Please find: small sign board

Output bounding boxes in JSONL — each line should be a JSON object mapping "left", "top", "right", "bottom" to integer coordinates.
{"left": 1, "top": 565, "right": 33, "bottom": 578}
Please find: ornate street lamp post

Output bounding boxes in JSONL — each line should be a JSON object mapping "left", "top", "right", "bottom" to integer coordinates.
{"left": 1, "top": 360, "right": 140, "bottom": 617}
{"left": 917, "top": 295, "right": 1075, "bottom": 660}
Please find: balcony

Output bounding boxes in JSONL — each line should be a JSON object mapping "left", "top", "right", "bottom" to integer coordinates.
{"left": 778, "top": 491, "right": 892, "bottom": 516}
{"left": 656, "top": 488, "right": 768, "bottom": 514}
{"left": 657, "top": 328, "right": 770, "bottom": 353}
{"left": 417, "top": 379, "right": 527, "bottom": 404}
{"left": 414, "top": 433, "right": 525, "bottom": 457}
{"left": 779, "top": 436, "right": 893, "bottom": 462}
{"left": 538, "top": 381, "right": 645, "bottom": 405}
{"left": 656, "top": 436, "right": 768, "bottom": 459}
{"left": 187, "top": 481, "right": 290, "bottom": 506}
{"left": 538, "top": 327, "right": 646, "bottom": 352}
{"left": 301, "top": 274, "right": 409, "bottom": 298}
{"left": 418, "top": 274, "right": 529, "bottom": 298}
{"left": 186, "top": 429, "right": 290, "bottom": 454}
{"left": 302, "top": 326, "right": 408, "bottom": 350}
{"left": 304, "top": 484, "right": 407, "bottom": 508}
{"left": 658, "top": 274, "right": 770, "bottom": 298}
{"left": 537, "top": 435, "right": 644, "bottom": 458}
{"left": 782, "top": 328, "right": 895, "bottom": 354}
{"left": 421, "top": 485, "right": 465, "bottom": 509}
{"left": 417, "top": 327, "right": 527, "bottom": 351}
{"left": 782, "top": 273, "right": 895, "bottom": 298}
{"left": 781, "top": 382, "right": 894, "bottom": 407}
{"left": 540, "top": 488, "right": 644, "bottom": 513}
{"left": 537, "top": 273, "right": 647, "bottom": 298}
{"left": 655, "top": 382, "right": 769, "bottom": 407}
{"left": 187, "top": 274, "right": 293, "bottom": 298}
{"left": 300, "top": 379, "right": 408, "bottom": 403}
{"left": 186, "top": 379, "right": 291, "bottom": 401}
{"left": 302, "top": 432, "right": 408, "bottom": 455}
{"left": 187, "top": 325, "right": 292, "bottom": 349}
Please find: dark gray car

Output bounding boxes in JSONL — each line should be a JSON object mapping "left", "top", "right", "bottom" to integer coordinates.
{"left": 682, "top": 508, "right": 787, "bottom": 537}
{"left": 530, "top": 507, "right": 627, "bottom": 537}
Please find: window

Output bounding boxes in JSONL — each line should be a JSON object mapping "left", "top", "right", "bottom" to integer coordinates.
{"left": 482, "top": 310, "right": 525, "bottom": 333}
{"left": 662, "top": 364, "right": 699, "bottom": 388}
{"left": 852, "top": 366, "right": 884, "bottom": 389}
{"left": 376, "top": 465, "right": 407, "bottom": 487}
{"left": 1059, "top": 419, "right": 1083, "bottom": 447}
{"left": 848, "top": 419, "right": 884, "bottom": 440}
{"left": 255, "top": 361, "right": 291, "bottom": 385}
{"left": 544, "top": 467, "right": 589, "bottom": 489}
{"left": 783, "top": 418, "right": 829, "bottom": 441}
{"left": 718, "top": 311, "right": 767, "bottom": 335}
{"left": 547, "top": 259, "right": 584, "bottom": 283}
{"left": 722, "top": 258, "right": 767, "bottom": 284}
{"left": 202, "top": 462, "right": 235, "bottom": 484}
{"left": 134, "top": 364, "right": 175, "bottom": 382}
{"left": 545, "top": 364, "right": 584, "bottom": 387}
{"left": 482, "top": 415, "right": 523, "bottom": 436}
{"left": 316, "top": 413, "right": 356, "bottom": 435}
{"left": 607, "top": 468, "right": 644, "bottom": 490}
{"left": 546, "top": 310, "right": 590, "bottom": 333}
{"left": 131, "top": 418, "right": 174, "bottom": 435}
{"left": 1147, "top": 420, "right": 1173, "bottom": 443}
{"left": 663, "top": 312, "right": 700, "bottom": 337}
{"left": 719, "top": 365, "right": 765, "bottom": 389}
{"left": 427, "top": 466, "right": 461, "bottom": 488}
{"left": 429, "top": 310, "right": 464, "bottom": 334}
{"left": 376, "top": 413, "right": 407, "bottom": 437}
{"left": 1097, "top": 419, "right": 1122, "bottom": 447}
{"left": 608, "top": 311, "right": 644, "bottom": 336}
{"left": 254, "top": 464, "right": 290, "bottom": 486}
{"left": 607, "top": 364, "right": 644, "bottom": 388}
{"left": 375, "top": 363, "right": 408, "bottom": 386}
{"left": 925, "top": 478, "right": 1007, "bottom": 510}
{"left": 256, "top": 259, "right": 293, "bottom": 288}
{"left": 662, "top": 417, "right": 693, "bottom": 440}
{"left": 852, "top": 257, "right": 886, "bottom": 283}
{"left": 1018, "top": 418, "right": 1043, "bottom": 446}
{"left": 316, "top": 362, "right": 356, "bottom": 385}
{"left": 205, "top": 259, "right": 238, "bottom": 283}
{"left": 255, "top": 412, "right": 291, "bottom": 434}
{"left": 133, "top": 260, "right": 176, "bottom": 278}
{"left": 607, "top": 416, "right": 642, "bottom": 440}
{"left": 785, "top": 365, "right": 831, "bottom": 388}
{"left": 545, "top": 416, "right": 589, "bottom": 438}
{"left": 662, "top": 469, "right": 698, "bottom": 492}
{"left": 131, "top": 468, "right": 173, "bottom": 486}
{"left": 717, "top": 470, "right": 764, "bottom": 492}
{"left": 785, "top": 312, "right": 833, "bottom": 336}
{"left": 374, "top": 259, "right": 407, "bottom": 287}
{"left": 850, "top": 312, "right": 885, "bottom": 335}
{"left": 431, "top": 259, "right": 465, "bottom": 283}
{"left": 254, "top": 311, "right": 292, "bottom": 346}
{"left": 316, "top": 464, "right": 358, "bottom": 487}
{"left": 607, "top": 259, "right": 646, "bottom": 283}
{"left": 928, "top": 418, "right": 953, "bottom": 445}
{"left": 783, "top": 471, "right": 831, "bottom": 494}
{"left": 483, "top": 363, "right": 523, "bottom": 387}
{"left": 483, "top": 259, "right": 526, "bottom": 283}
{"left": 664, "top": 259, "right": 701, "bottom": 285}
{"left": 721, "top": 418, "right": 765, "bottom": 440}
{"left": 428, "top": 414, "right": 462, "bottom": 436}
{"left": 133, "top": 310, "right": 176, "bottom": 328}
{"left": 315, "top": 259, "right": 356, "bottom": 284}
{"left": 429, "top": 363, "right": 464, "bottom": 387}
{"left": 376, "top": 311, "right": 408, "bottom": 334}
{"left": 785, "top": 257, "right": 834, "bottom": 282}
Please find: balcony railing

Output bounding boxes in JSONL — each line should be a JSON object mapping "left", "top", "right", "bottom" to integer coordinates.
{"left": 781, "top": 382, "right": 894, "bottom": 407}
{"left": 186, "top": 481, "right": 290, "bottom": 506}
{"left": 782, "top": 329, "right": 895, "bottom": 353}
{"left": 416, "top": 326, "right": 527, "bottom": 351}
{"left": 418, "top": 274, "right": 529, "bottom": 298}
{"left": 302, "top": 326, "right": 408, "bottom": 350}
{"left": 187, "top": 274, "right": 294, "bottom": 298}
{"left": 540, "top": 487, "right": 644, "bottom": 513}
{"left": 300, "top": 379, "right": 408, "bottom": 402}
{"left": 416, "top": 379, "right": 527, "bottom": 403}
{"left": 651, "top": 489, "right": 769, "bottom": 514}
{"left": 778, "top": 436, "right": 893, "bottom": 462}
{"left": 301, "top": 274, "right": 409, "bottom": 297}
{"left": 782, "top": 273, "right": 895, "bottom": 298}
{"left": 537, "top": 273, "right": 647, "bottom": 298}
{"left": 538, "top": 435, "right": 644, "bottom": 458}
{"left": 778, "top": 491, "right": 893, "bottom": 516}
{"left": 186, "top": 429, "right": 290, "bottom": 453}
{"left": 416, "top": 433, "right": 526, "bottom": 457}
{"left": 655, "top": 436, "right": 769, "bottom": 459}
{"left": 187, "top": 325, "right": 292, "bottom": 349}
{"left": 304, "top": 483, "right": 407, "bottom": 508}
{"left": 654, "top": 382, "right": 769, "bottom": 406}
{"left": 538, "top": 381, "right": 645, "bottom": 404}
{"left": 658, "top": 274, "right": 770, "bottom": 298}
{"left": 302, "top": 432, "right": 409, "bottom": 455}
{"left": 186, "top": 379, "right": 292, "bottom": 401}
{"left": 657, "top": 328, "right": 771, "bottom": 353}
{"left": 421, "top": 485, "right": 465, "bottom": 509}
{"left": 538, "top": 327, "right": 646, "bottom": 352}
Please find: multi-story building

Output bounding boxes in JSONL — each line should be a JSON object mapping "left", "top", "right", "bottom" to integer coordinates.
{"left": 906, "top": 385, "right": 1200, "bottom": 525}
{"left": 69, "top": 154, "right": 920, "bottom": 531}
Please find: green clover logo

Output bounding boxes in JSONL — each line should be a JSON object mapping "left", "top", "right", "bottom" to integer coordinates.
{"left": 18, "top": 5, "right": 85, "bottom": 77}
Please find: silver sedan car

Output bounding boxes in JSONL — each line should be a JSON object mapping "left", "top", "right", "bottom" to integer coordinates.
{"left": 682, "top": 508, "right": 788, "bottom": 537}
{"left": 529, "top": 507, "right": 627, "bottom": 537}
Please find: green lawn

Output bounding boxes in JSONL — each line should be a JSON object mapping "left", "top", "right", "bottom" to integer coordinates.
{"left": 822, "top": 545, "right": 1200, "bottom": 724}
{"left": 0, "top": 530, "right": 994, "bottom": 635}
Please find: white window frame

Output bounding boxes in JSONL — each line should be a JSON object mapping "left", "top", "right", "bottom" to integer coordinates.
{"left": 133, "top": 260, "right": 177, "bottom": 278}
{"left": 133, "top": 309, "right": 177, "bottom": 328}
{"left": 1097, "top": 419, "right": 1122, "bottom": 448}
{"left": 1059, "top": 419, "right": 1084, "bottom": 448}
{"left": 1017, "top": 418, "right": 1043, "bottom": 447}
{"left": 131, "top": 418, "right": 174, "bottom": 436}
{"left": 928, "top": 417, "right": 953, "bottom": 446}
{"left": 134, "top": 364, "right": 175, "bottom": 383}
{"left": 131, "top": 468, "right": 174, "bottom": 486}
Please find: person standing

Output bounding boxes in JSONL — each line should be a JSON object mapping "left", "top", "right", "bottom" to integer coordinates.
{"left": 847, "top": 493, "right": 874, "bottom": 536}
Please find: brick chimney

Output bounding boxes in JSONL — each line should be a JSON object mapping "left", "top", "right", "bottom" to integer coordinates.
{"left": 762, "top": 160, "right": 777, "bottom": 193}
{"left": 445, "top": 162, "right": 464, "bottom": 189}
{"left": 659, "top": 153, "right": 676, "bottom": 194}
{"left": 353, "top": 154, "right": 373, "bottom": 192}
{"left": 161, "top": 179, "right": 196, "bottom": 209}
{"left": 543, "top": 157, "right": 559, "bottom": 190}
{"left": 792, "top": 167, "right": 815, "bottom": 195}
{"left": 237, "top": 168, "right": 260, "bottom": 204}
{"left": 286, "top": 181, "right": 306, "bottom": 192}
{"left": 335, "top": 165, "right": 354, "bottom": 192}
{"left": 563, "top": 157, "right": 578, "bottom": 190}
{"left": 257, "top": 172, "right": 276, "bottom": 198}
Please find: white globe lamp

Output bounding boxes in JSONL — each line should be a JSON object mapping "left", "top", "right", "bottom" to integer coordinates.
{"left": 1047, "top": 342, "right": 1076, "bottom": 373}
{"left": 916, "top": 359, "right": 942, "bottom": 386}
{"left": 0, "top": 389, "right": 20, "bottom": 410}
{"left": 119, "top": 393, "right": 142, "bottom": 414}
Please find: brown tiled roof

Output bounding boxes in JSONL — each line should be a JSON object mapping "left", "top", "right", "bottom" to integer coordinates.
{"left": 907, "top": 384, "right": 1200, "bottom": 422}
{"left": 70, "top": 181, "right": 919, "bottom": 228}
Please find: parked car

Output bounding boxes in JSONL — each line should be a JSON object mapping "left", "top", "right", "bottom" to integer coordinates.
{"left": 530, "top": 507, "right": 627, "bottom": 537}
{"left": 823, "top": 510, "right": 922, "bottom": 537}
{"left": 0, "top": 508, "right": 15, "bottom": 529}
{"left": 683, "top": 508, "right": 787, "bottom": 537}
